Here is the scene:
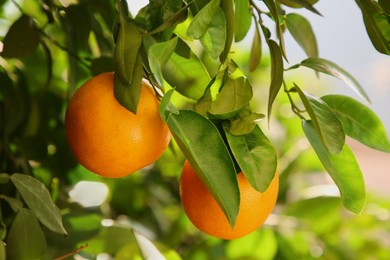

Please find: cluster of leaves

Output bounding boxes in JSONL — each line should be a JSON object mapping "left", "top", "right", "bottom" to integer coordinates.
{"left": 1, "top": 0, "right": 390, "bottom": 258}
{"left": 112, "top": 0, "right": 390, "bottom": 227}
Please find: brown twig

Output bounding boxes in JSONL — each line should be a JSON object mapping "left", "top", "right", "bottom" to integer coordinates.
{"left": 54, "top": 244, "right": 89, "bottom": 260}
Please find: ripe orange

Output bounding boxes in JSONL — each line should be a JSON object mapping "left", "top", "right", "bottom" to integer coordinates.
{"left": 180, "top": 161, "right": 278, "bottom": 240}
{"left": 65, "top": 72, "right": 170, "bottom": 178}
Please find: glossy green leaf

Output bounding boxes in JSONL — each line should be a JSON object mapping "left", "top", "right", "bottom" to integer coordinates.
{"left": 10, "top": 174, "right": 67, "bottom": 235}
{"left": 209, "top": 77, "right": 253, "bottom": 119}
{"left": 5, "top": 208, "right": 46, "bottom": 260}
{"left": 220, "top": 0, "right": 234, "bottom": 62}
{"left": 187, "top": 0, "right": 220, "bottom": 39}
{"left": 200, "top": 8, "right": 226, "bottom": 59}
{"left": 302, "top": 120, "right": 366, "bottom": 214}
{"left": 249, "top": 22, "right": 262, "bottom": 72}
{"left": 295, "top": 85, "right": 345, "bottom": 154}
{"left": 159, "top": 89, "right": 179, "bottom": 122}
{"left": 148, "top": 37, "right": 178, "bottom": 86}
{"left": 234, "top": 0, "right": 252, "bottom": 42}
{"left": 162, "top": 50, "right": 211, "bottom": 100}
{"left": 277, "top": 0, "right": 321, "bottom": 15}
{"left": 356, "top": 0, "right": 390, "bottom": 55}
{"left": 114, "top": 1, "right": 143, "bottom": 113}
{"left": 286, "top": 13, "right": 318, "bottom": 58}
{"left": 1, "top": 15, "right": 40, "bottom": 58}
{"left": 225, "top": 124, "right": 277, "bottom": 192}
{"left": 322, "top": 95, "right": 390, "bottom": 152}
{"left": 263, "top": 0, "right": 287, "bottom": 60}
{"left": 300, "top": 57, "right": 371, "bottom": 104}
{"left": 229, "top": 106, "right": 265, "bottom": 135}
{"left": 267, "top": 40, "right": 284, "bottom": 122}
{"left": 114, "top": 53, "right": 143, "bottom": 113}
{"left": 166, "top": 110, "right": 239, "bottom": 227}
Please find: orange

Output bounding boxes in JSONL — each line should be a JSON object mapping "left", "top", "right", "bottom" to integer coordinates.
{"left": 65, "top": 72, "right": 170, "bottom": 178}
{"left": 180, "top": 161, "right": 278, "bottom": 240}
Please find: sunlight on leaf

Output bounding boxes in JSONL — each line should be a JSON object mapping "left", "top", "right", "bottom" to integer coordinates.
{"left": 166, "top": 110, "right": 239, "bottom": 228}
{"left": 322, "top": 95, "right": 390, "bottom": 152}
{"left": 303, "top": 120, "right": 366, "bottom": 214}
{"left": 225, "top": 124, "right": 277, "bottom": 192}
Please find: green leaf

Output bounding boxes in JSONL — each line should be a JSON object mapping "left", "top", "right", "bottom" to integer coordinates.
{"left": 234, "top": 0, "right": 252, "bottom": 42}
{"left": 229, "top": 106, "right": 265, "bottom": 135}
{"left": 1, "top": 15, "right": 40, "bottom": 58}
{"left": 5, "top": 208, "right": 46, "bottom": 260}
{"left": 196, "top": 77, "right": 216, "bottom": 115}
{"left": 187, "top": 0, "right": 220, "bottom": 39}
{"left": 300, "top": 57, "right": 371, "bottom": 104}
{"left": 158, "top": 89, "right": 179, "bottom": 122}
{"left": 2, "top": 196, "right": 23, "bottom": 212}
{"left": 295, "top": 85, "right": 345, "bottom": 154}
{"left": 286, "top": 13, "right": 318, "bottom": 58}
{"left": 220, "top": 0, "right": 234, "bottom": 62}
{"left": 267, "top": 40, "right": 284, "bottom": 122}
{"left": 263, "top": 0, "right": 287, "bottom": 60}
{"left": 10, "top": 174, "right": 67, "bottom": 235}
{"left": 302, "top": 120, "right": 366, "bottom": 214}
{"left": 225, "top": 124, "right": 277, "bottom": 192}
{"left": 114, "top": 8, "right": 143, "bottom": 113}
{"left": 209, "top": 77, "right": 253, "bottom": 119}
{"left": 114, "top": 53, "right": 143, "bottom": 113}
{"left": 356, "top": 0, "right": 390, "bottom": 55}
{"left": 166, "top": 110, "right": 239, "bottom": 227}
{"left": 277, "top": 0, "right": 321, "bottom": 15}
{"left": 162, "top": 50, "right": 211, "bottom": 100}
{"left": 322, "top": 95, "right": 390, "bottom": 152}
{"left": 90, "top": 56, "right": 114, "bottom": 76}
{"left": 249, "top": 22, "right": 262, "bottom": 72}
{"left": 148, "top": 37, "right": 178, "bottom": 86}
{"left": 146, "top": 1, "right": 190, "bottom": 35}
{"left": 200, "top": 8, "right": 226, "bottom": 59}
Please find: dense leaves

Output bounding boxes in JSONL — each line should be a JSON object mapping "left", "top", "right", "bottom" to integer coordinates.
{"left": 1, "top": 0, "right": 389, "bottom": 258}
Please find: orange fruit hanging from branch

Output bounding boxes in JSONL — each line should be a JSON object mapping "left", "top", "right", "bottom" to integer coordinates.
{"left": 65, "top": 72, "right": 170, "bottom": 178}
{"left": 180, "top": 161, "right": 278, "bottom": 240}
